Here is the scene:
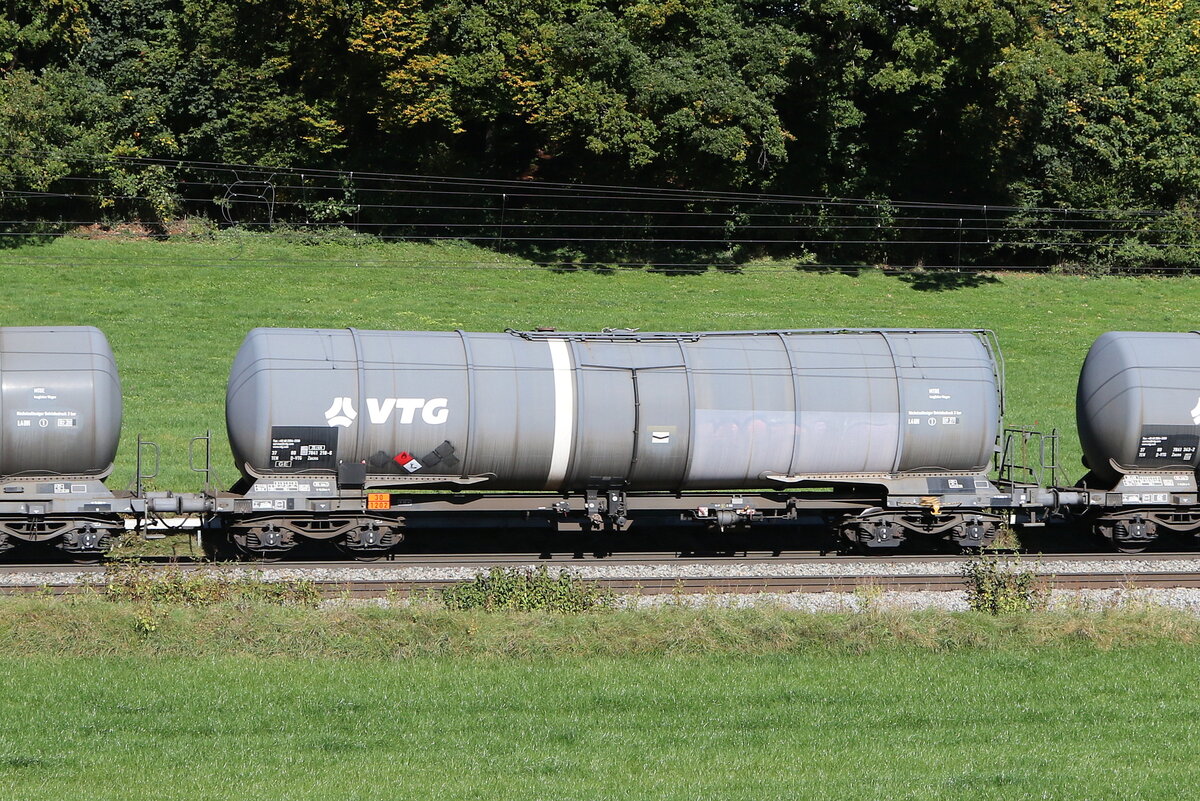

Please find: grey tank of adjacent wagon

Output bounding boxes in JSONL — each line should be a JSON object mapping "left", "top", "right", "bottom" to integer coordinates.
{"left": 1078, "top": 331, "right": 1200, "bottom": 487}
{"left": 226, "top": 327, "right": 1001, "bottom": 493}
{"left": 0, "top": 326, "right": 122, "bottom": 478}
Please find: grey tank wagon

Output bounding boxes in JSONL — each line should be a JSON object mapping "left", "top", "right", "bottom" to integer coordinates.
{"left": 206, "top": 327, "right": 1057, "bottom": 558}
{"left": 0, "top": 326, "right": 129, "bottom": 556}
{"left": 1075, "top": 331, "right": 1200, "bottom": 551}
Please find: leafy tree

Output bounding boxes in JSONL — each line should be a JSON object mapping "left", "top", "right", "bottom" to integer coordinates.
{"left": 1, "top": 0, "right": 1199, "bottom": 269}
{"left": 348, "top": 0, "right": 806, "bottom": 187}
{"left": 994, "top": 0, "right": 1200, "bottom": 268}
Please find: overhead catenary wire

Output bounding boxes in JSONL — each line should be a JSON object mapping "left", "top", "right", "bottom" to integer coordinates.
{"left": 0, "top": 150, "right": 1185, "bottom": 216}
{"left": 2, "top": 152, "right": 1198, "bottom": 272}
{"left": 0, "top": 161, "right": 1185, "bottom": 227}
{"left": 0, "top": 194, "right": 1180, "bottom": 239}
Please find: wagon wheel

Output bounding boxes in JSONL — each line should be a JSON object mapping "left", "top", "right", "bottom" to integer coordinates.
{"left": 231, "top": 524, "right": 294, "bottom": 562}
{"left": 336, "top": 523, "right": 403, "bottom": 561}
{"left": 1111, "top": 521, "right": 1149, "bottom": 554}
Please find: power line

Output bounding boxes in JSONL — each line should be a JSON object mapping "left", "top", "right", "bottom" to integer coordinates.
{"left": 3, "top": 152, "right": 1198, "bottom": 273}
{"left": 2, "top": 150, "right": 1186, "bottom": 216}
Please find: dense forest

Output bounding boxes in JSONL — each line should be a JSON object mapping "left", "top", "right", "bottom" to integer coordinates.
{"left": 2, "top": 0, "right": 1199, "bottom": 269}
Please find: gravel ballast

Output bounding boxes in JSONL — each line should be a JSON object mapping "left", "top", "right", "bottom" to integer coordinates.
{"left": 3, "top": 556, "right": 1200, "bottom": 587}
{"left": 6, "top": 558, "right": 1200, "bottom": 614}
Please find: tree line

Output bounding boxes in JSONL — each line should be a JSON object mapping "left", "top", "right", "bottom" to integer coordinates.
{"left": 2, "top": 0, "right": 1199, "bottom": 269}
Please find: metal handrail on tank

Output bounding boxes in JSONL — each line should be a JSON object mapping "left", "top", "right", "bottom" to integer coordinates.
{"left": 507, "top": 326, "right": 1000, "bottom": 341}
{"left": 977, "top": 329, "right": 1005, "bottom": 418}
{"left": 189, "top": 430, "right": 218, "bottom": 494}
{"left": 996, "top": 427, "right": 1062, "bottom": 489}
{"left": 132, "top": 435, "right": 159, "bottom": 498}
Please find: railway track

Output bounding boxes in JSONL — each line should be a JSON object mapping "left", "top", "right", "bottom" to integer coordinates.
{"left": 343, "top": 571, "right": 1200, "bottom": 596}
{"left": 4, "top": 573, "right": 1200, "bottom": 597}
{"left": 5, "top": 551, "right": 1200, "bottom": 596}
{"left": 7, "top": 548, "right": 1200, "bottom": 572}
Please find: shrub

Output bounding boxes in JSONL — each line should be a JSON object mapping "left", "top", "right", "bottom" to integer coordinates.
{"left": 961, "top": 554, "right": 1048, "bottom": 614}
{"left": 440, "top": 566, "right": 615, "bottom": 613}
{"left": 101, "top": 560, "right": 319, "bottom": 608}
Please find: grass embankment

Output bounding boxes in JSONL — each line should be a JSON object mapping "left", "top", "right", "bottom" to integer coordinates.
{"left": 5, "top": 598, "right": 1200, "bottom": 657}
{"left": 1, "top": 231, "right": 1193, "bottom": 489}
{"left": 2, "top": 602, "right": 1200, "bottom": 800}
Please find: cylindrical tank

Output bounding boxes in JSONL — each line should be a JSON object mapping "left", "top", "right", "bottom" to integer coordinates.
{"left": 227, "top": 328, "right": 1001, "bottom": 491}
{"left": 0, "top": 326, "right": 122, "bottom": 478}
{"left": 1078, "top": 331, "right": 1200, "bottom": 487}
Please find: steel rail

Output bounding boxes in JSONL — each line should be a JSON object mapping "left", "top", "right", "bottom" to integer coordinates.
{"left": 8, "top": 549, "right": 1200, "bottom": 573}
{"left": 8, "top": 571, "right": 1200, "bottom": 597}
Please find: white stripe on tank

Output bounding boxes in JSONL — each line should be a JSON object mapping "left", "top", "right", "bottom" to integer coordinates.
{"left": 546, "top": 339, "right": 575, "bottom": 489}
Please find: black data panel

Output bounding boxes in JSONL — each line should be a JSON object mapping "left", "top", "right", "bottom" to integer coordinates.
{"left": 1136, "top": 427, "right": 1199, "bottom": 465}
{"left": 269, "top": 426, "right": 338, "bottom": 470}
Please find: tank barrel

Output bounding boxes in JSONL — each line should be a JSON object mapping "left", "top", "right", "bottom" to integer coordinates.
{"left": 227, "top": 327, "right": 1002, "bottom": 493}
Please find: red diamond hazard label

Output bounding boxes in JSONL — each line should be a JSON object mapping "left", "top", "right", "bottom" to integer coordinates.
{"left": 394, "top": 452, "right": 422, "bottom": 473}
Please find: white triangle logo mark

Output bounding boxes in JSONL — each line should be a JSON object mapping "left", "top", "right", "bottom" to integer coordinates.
{"left": 325, "top": 397, "right": 357, "bottom": 428}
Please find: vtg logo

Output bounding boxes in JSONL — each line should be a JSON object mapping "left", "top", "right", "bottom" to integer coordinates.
{"left": 324, "top": 397, "right": 450, "bottom": 428}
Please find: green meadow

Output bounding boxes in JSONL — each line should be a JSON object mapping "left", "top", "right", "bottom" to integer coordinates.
{"left": 0, "top": 232, "right": 1185, "bottom": 489}
{"left": 1, "top": 641, "right": 1199, "bottom": 800}
{"left": 1, "top": 599, "right": 1200, "bottom": 801}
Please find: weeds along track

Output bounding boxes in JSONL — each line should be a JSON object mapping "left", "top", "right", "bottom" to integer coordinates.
{"left": 7, "top": 552, "right": 1200, "bottom": 596}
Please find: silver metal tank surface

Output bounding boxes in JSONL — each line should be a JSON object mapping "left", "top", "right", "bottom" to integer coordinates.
{"left": 0, "top": 326, "right": 122, "bottom": 478}
{"left": 1078, "top": 331, "right": 1200, "bottom": 486}
{"left": 227, "top": 328, "right": 1001, "bottom": 491}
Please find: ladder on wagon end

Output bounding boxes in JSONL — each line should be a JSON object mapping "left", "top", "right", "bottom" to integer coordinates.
{"left": 996, "top": 427, "right": 1064, "bottom": 492}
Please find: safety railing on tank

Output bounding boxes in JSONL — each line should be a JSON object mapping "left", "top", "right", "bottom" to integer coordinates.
{"left": 996, "top": 427, "right": 1063, "bottom": 490}
{"left": 133, "top": 435, "right": 159, "bottom": 498}
{"left": 189, "top": 430, "right": 218, "bottom": 495}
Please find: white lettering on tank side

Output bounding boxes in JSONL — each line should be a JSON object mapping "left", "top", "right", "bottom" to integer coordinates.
{"left": 393, "top": 398, "right": 424, "bottom": 424}
{"left": 422, "top": 398, "right": 449, "bottom": 425}
{"left": 546, "top": 339, "right": 575, "bottom": 490}
{"left": 15, "top": 409, "right": 80, "bottom": 429}
{"left": 928, "top": 387, "right": 951, "bottom": 400}
{"left": 329, "top": 397, "right": 450, "bottom": 426}
{"left": 367, "top": 398, "right": 396, "bottom": 424}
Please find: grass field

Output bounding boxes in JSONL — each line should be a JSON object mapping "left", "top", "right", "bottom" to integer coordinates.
{"left": 1, "top": 645, "right": 1199, "bottom": 800}
{"left": 3, "top": 599, "right": 1200, "bottom": 800}
{"left": 2, "top": 231, "right": 1196, "bottom": 489}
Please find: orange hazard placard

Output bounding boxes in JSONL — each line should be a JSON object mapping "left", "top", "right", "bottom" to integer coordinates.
{"left": 367, "top": 493, "right": 391, "bottom": 510}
